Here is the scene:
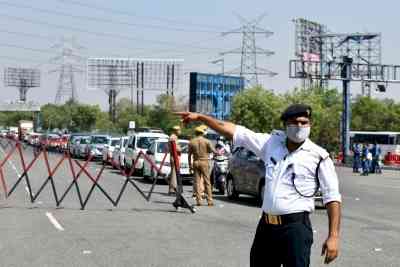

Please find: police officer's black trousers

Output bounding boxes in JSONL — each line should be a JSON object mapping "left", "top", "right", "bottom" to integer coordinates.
{"left": 250, "top": 214, "right": 313, "bottom": 267}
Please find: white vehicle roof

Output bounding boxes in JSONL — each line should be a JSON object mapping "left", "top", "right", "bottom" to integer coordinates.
{"left": 135, "top": 132, "right": 168, "bottom": 138}
{"left": 110, "top": 137, "right": 120, "bottom": 140}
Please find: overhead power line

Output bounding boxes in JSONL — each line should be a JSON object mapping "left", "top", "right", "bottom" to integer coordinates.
{"left": 0, "top": 13, "right": 220, "bottom": 51}
{"left": 0, "top": 1, "right": 220, "bottom": 34}
{"left": 56, "top": 0, "right": 225, "bottom": 31}
{"left": 0, "top": 28, "right": 221, "bottom": 58}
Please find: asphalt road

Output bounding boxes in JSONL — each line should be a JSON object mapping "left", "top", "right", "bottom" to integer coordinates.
{"left": 0, "top": 144, "right": 399, "bottom": 267}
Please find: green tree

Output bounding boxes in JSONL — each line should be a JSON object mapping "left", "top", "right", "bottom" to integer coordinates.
{"left": 147, "top": 94, "right": 180, "bottom": 134}
{"left": 230, "top": 86, "right": 285, "bottom": 132}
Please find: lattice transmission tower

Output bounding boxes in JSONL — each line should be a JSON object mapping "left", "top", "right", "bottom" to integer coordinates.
{"left": 221, "top": 13, "right": 277, "bottom": 87}
{"left": 49, "top": 37, "right": 85, "bottom": 104}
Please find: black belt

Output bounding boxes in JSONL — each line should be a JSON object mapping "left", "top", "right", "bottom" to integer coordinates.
{"left": 263, "top": 212, "right": 309, "bottom": 225}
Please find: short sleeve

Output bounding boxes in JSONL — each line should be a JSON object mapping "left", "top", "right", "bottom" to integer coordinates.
{"left": 207, "top": 140, "right": 215, "bottom": 153}
{"left": 318, "top": 157, "right": 342, "bottom": 205}
{"left": 233, "top": 125, "right": 270, "bottom": 159}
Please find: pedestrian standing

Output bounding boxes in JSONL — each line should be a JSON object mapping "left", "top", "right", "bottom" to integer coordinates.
{"left": 176, "top": 103, "right": 342, "bottom": 266}
{"left": 371, "top": 142, "right": 382, "bottom": 174}
{"left": 168, "top": 125, "right": 181, "bottom": 194}
{"left": 188, "top": 125, "right": 216, "bottom": 206}
{"left": 352, "top": 143, "right": 361, "bottom": 173}
{"left": 361, "top": 143, "right": 370, "bottom": 176}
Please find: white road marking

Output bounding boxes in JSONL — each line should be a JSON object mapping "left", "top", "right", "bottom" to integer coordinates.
{"left": 374, "top": 248, "right": 383, "bottom": 252}
{"left": 82, "top": 250, "right": 92, "bottom": 255}
{"left": 45, "top": 212, "right": 64, "bottom": 231}
{"left": 0, "top": 146, "right": 21, "bottom": 177}
{"left": 0, "top": 146, "right": 36, "bottom": 198}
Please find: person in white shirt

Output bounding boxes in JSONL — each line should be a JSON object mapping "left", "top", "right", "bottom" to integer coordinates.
{"left": 176, "top": 104, "right": 341, "bottom": 267}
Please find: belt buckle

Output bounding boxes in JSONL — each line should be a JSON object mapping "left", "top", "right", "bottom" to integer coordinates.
{"left": 266, "top": 214, "right": 281, "bottom": 225}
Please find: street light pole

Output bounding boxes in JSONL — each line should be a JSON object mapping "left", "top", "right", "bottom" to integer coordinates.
{"left": 210, "top": 58, "right": 225, "bottom": 75}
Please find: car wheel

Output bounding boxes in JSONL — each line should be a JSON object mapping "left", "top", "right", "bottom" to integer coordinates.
{"left": 226, "top": 176, "right": 239, "bottom": 200}
{"left": 136, "top": 166, "right": 144, "bottom": 177}
{"left": 258, "top": 180, "right": 265, "bottom": 207}
{"left": 150, "top": 168, "right": 157, "bottom": 181}
{"left": 124, "top": 160, "right": 131, "bottom": 173}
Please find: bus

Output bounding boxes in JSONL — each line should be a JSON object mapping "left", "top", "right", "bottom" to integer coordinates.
{"left": 350, "top": 131, "right": 400, "bottom": 156}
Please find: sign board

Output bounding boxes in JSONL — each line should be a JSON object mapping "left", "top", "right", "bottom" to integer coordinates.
{"left": 0, "top": 101, "right": 41, "bottom": 112}
{"left": 87, "top": 58, "right": 183, "bottom": 91}
{"left": 128, "top": 121, "right": 135, "bottom": 129}
{"left": 189, "top": 73, "right": 244, "bottom": 120}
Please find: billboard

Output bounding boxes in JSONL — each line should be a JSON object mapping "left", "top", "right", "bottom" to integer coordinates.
{"left": 189, "top": 73, "right": 244, "bottom": 120}
{"left": 4, "top": 67, "right": 40, "bottom": 87}
{"left": 87, "top": 58, "right": 183, "bottom": 92}
{"left": 293, "top": 18, "right": 326, "bottom": 59}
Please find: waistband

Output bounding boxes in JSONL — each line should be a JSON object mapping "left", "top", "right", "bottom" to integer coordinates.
{"left": 262, "top": 211, "right": 309, "bottom": 226}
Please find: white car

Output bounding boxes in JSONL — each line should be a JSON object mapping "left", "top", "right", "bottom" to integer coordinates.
{"left": 86, "top": 135, "right": 110, "bottom": 160}
{"left": 72, "top": 136, "right": 91, "bottom": 158}
{"left": 142, "top": 139, "right": 192, "bottom": 181}
{"left": 102, "top": 137, "right": 121, "bottom": 164}
{"left": 111, "top": 136, "right": 130, "bottom": 168}
{"left": 124, "top": 132, "right": 168, "bottom": 175}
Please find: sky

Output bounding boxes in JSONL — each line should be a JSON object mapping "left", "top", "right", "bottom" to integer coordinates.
{"left": 0, "top": 0, "right": 399, "bottom": 110}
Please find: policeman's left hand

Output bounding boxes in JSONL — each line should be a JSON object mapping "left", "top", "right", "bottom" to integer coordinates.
{"left": 321, "top": 236, "right": 339, "bottom": 264}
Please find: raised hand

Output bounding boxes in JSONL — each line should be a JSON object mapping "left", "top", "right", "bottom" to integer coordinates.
{"left": 174, "top": 112, "right": 201, "bottom": 124}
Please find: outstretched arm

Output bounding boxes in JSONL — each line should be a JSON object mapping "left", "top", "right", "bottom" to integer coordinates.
{"left": 175, "top": 112, "right": 236, "bottom": 140}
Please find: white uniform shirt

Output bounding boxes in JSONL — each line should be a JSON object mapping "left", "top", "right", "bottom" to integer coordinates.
{"left": 233, "top": 125, "right": 342, "bottom": 215}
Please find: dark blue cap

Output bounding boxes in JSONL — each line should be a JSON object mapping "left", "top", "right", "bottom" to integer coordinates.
{"left": 280, "top": 104, "right": 312, "bottom": 121}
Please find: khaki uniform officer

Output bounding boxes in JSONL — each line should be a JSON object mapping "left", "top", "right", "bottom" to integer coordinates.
{"left": 188, "top": 125, "right": 216, "bottom": 206}
{"left": 168, "top": 125, "right": 181, "bottom": 194}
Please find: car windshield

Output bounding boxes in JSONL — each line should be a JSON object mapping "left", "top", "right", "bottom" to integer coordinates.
{"left": 91, "top": 136, "right": 109, "bottom": 144}
{"left": 157, "top": 142, "right": 169, "bottom": 153}
{"left": 137, "top": 137, "right": 158, "bottom": 149}
{"left": 80, "top": 138, "right": 90, "bottom": 144}
{"left": 179, "top": 142, "right": 189, "bottom": 153}
{"left": 111, "top": 139, "right": 120, "bottom": 146}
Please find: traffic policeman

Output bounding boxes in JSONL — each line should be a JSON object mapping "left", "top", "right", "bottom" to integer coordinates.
{"left": 176, "top": 104, "right": 342, "bottom": 266}
{"left": 168, "top": 125, "right": 181, "bottom": 194}
{"left": 188, "top": 125, "right": 216, "bottom": 206}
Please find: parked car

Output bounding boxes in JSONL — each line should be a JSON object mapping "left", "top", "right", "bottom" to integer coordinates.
{"left": 112, "top": 136, "right": 129, "bottom": 168}
{"left": 142, "top": 138, "right": 191, "bottom": 182}
{"left": 67, "top": 133, "right": 89, "bottom": 151}
{"left": 226, "top": 147, "right": 266, "bottom": 203}
{"left": 124, "top": 132, "right": 168, "bottom": 175}
{"left": 86, "top": 135, "right": 110, "bottom": 160}
{"left": 72, "top": 136, "right": 91, "bottom": 158}
{"left": 102, "top": 137, "right": 121, "bottom": 164}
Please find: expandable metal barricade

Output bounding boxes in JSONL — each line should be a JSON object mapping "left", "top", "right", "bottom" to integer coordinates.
{"left": 0, "top": 137, "right": 195, "bottom": 213}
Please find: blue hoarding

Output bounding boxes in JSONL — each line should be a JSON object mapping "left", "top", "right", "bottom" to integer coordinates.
{"left": 189, "top": 73, "right": 244, "bottom": 120}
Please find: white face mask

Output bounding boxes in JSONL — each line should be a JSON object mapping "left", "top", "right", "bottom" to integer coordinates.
{"left": 286, "top": 125, "right": 310, "bottom": 143}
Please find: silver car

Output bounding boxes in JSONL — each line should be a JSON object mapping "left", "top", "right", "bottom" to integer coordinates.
{"left": 226, "top": 147, "right": 266, "bottom": 204}
{"left": 86, "top": 135, "right": 110, "bottom": 160}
